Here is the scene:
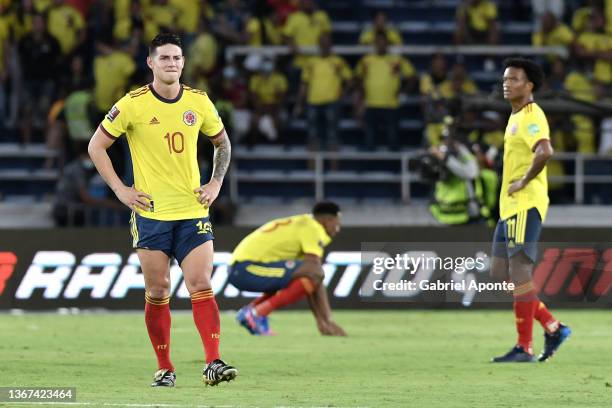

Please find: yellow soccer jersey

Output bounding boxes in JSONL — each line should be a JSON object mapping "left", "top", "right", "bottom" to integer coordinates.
{"left": 47, "top": 4, "right": 84, "bottom": 55}
{"left": 355, "top": 54, "right": 415, "bottom": 108}
{"left": 302, "top": 55, "right": 352, "bottom": 105}
{"left": 500, "top": 102, "right": 550, "bottom": 221}
{"left": 231, "top": 214, "right": 332, "bottom": 264}
{"left": 532, "top": 24, "right": 574, "bottom": 47}
{"left": 249, "top": 72, "right": 288, "bottom": 105}
{"left": 458, "top": 1, "right": 497, "bottom": 32}
{"left": 99, "top": 84, "right": 224, "bottom": 221}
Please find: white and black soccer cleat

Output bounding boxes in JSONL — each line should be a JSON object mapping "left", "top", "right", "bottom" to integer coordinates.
{"left": 151, "top": 368, "right": 176, "bottom": 387}
{"left": 202, "top": 359, "right": 238, "bottom": 386}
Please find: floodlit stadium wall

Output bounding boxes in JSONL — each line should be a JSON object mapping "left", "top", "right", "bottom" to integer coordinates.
{"left": 1, "top": 227, "right": 611, "bottom": 310}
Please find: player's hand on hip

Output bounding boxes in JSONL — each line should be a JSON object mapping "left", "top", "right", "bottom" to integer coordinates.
{"left": 115, "top": 185, "right": 153, "bottom": 211}
{"left": 194, "top": 179, "right": 221, "bottom": 208}
{"left": 508, "top": 178, "right": 526, "bottom": 196}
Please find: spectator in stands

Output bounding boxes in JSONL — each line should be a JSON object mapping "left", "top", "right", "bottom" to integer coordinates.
{"left": 53, "top": 142, "right": 123, "bottom": 227}
{"left": 420, "top": 55, "right": 478, "bottom": 146}
{"left": 354, "top": 31, "right": 416, "bottom": 150}
{"left": 44, "top": 54, "right": 93, "bottom": 168}
{"left": 47, "top": 0, "right": 86, "bottom": 55}
{"left": 18, "top": 12, "right": 62, "bottom": 144}
{"left": 532, "top": 10, "right": 574, "bottom": 55}
{"left": 283, "top": 0, "right": 331, "bottom": 73}
{"left": 143, "top": 0, "right": 179, "bottom": 42}
{"left": 442, "top": 62, "right": 479, "bottom": 99}
{"left": 420, "top": 53, "right": 448, "bottom": 99}
{"left": 359, "top": 10, "right": 403, "bottom": 46}
{"left": 248, "top": 56, "right": 288, "bottom": 144}
{"left": 574, "top": 12, "right": 612, "bottom": 88}
{"left": 245, "top": 1, "right": 283, "bottom": 46}
{"left": 571, "top": 0, "right": 603, "bottom": 35}
{"left": 454, "top": 0, "right": 499, "bottom": 45}
{"left": 294, "top": 34, "right": 352, "bottom": 153}
{"left": 213, "top": 0, "right": 248, "bottom": 45}
{"left": 170, "top": 0, "right": 204, "bottom": 41}
{"left": 10, "top": 0, "right": 36, "bottom": 41}
{"left": 267, "top": 0, "right": 298, "bottom": 25}
{"left": 221, "top": 62, "right": 250, "bottom": 141}
{"left": 545, "top": 57, "right": 566, "bottom": 91}
{"left": 531, "top": 0, "right": 564, "bottom": 27}
{"left": 184, "top": 18, "right": 218, "bottom": 91}
{"left": 113, "top": 0, "right": 140, "bottom": 42}
{"left": 563, "top": 60, "right": 597, "bottom": 154}
{"left": 92, "top": 39, "right": 135, "bottom": 116}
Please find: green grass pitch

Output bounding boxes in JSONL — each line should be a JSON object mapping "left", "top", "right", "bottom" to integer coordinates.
{"left": 1, "top": 310, "right": 611, "bottom": 407}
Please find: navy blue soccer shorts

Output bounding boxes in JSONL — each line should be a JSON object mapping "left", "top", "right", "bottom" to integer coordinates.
{"left": 491, "top": 207, "right": 542, "bottom": 263}
{"left": 227, "top": 260, "right": 303, "bottom": 293}
{"left": 130, "top": 213, "right": 214, "bottom": 265}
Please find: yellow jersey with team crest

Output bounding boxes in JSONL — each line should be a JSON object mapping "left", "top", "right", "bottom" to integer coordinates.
{"left": 231, "top": 214, "right": 332, "bottom": 263}
{"left": 500, "top": 102, "right": 550, "bottom": 221}
{"left": 99, "top": 84, "right": 224, "bottom": 221}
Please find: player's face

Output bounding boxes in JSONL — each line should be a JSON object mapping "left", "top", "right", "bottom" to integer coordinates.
{"left": 502, "top": 67, "right": 532, "bottom": 101}
{"left": 148, "top": 44, "right": 184, "bottom": 85}
{"left": 323, "top": 214, "right": 341, "bottom": 237}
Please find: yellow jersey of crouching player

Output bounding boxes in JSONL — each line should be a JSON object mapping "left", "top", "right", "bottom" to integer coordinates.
{"left": 231, "top": 214, "right": 332, "bottom": 264}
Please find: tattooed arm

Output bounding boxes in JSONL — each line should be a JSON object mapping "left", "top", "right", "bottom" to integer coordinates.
{"left": 194, "top": 129, "right": 231, "bottom": 207}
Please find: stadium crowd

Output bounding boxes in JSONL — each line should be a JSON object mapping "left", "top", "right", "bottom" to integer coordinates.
{"left": 0, "top": 0, "right": 611, "bottom": 224}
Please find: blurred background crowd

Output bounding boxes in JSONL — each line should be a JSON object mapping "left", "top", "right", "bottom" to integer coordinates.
{"left": 1, "top": 0, "right": 612, "bottom": 226}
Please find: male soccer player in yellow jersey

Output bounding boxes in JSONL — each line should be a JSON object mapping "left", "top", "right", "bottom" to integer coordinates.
{"left": 490, "top": 58, "right": 571, "bottom": 363}
{"left": 87, "top": 33, "right": 237, "bottom": 387}
{"left": 228, "top": 202, "right": 346, "bottom": 336}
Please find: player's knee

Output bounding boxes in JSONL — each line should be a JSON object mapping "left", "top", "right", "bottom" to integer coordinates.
{"left": 184, "top": 276, "right": 212, "bottom": 294}
{"left": 509, "top": 252, "right": 533, "bottom": 284}
{"left": 147, "top": 286, "right": 170, "bottom": 299}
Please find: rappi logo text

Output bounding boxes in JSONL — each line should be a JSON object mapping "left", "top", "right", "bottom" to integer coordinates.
{"left": 12, "top": 251, "right": 363, "bottom": 300}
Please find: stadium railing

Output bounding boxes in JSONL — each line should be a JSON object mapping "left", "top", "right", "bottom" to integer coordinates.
{"left": 229, "top": 149, "right": 612, "bottom": 205}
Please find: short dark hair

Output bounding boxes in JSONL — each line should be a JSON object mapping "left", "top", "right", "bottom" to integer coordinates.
{"left": 149, "top": 33, "right": 183, "bottom": 56}
{"left": 312, "top": 201, "right": 341, "bottom": 217}
{"left": 503, "top": 57, "right": 544, "bottom": 92}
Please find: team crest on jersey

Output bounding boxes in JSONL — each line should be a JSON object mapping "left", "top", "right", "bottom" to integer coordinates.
{"left": 106, "top": 106, "right": 120, "bottom": 122}
{"left": 527, "top": 123, "right": 540, "bottom": 136}
{"left": 285, "top": 260, "right": 296, "bottom": 269}
{"left": 183, "top": 110, "right": 197, "bottom": 126}
{"left": 510, "top": 123, "right": 518, "bottom": 135}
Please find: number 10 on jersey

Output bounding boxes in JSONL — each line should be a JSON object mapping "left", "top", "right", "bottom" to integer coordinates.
{"left": 164, "top": 132, "right": 184, "bottom": 154}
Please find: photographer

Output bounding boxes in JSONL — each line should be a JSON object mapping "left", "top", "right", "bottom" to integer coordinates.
{"left": 425, "top": 116, "right": 496, "bottom": 225}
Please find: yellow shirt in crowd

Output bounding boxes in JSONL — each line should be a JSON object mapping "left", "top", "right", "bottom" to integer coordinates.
{"left": 355, "top": 53, "right": 415, "bottom": 108}
{"left": 302, "top": 55, "right": 352, "bottom": 105}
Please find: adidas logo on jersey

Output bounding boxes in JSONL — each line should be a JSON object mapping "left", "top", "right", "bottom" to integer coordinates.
{"left": 149, "top": 117, "right": 160, "bottom": 125}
